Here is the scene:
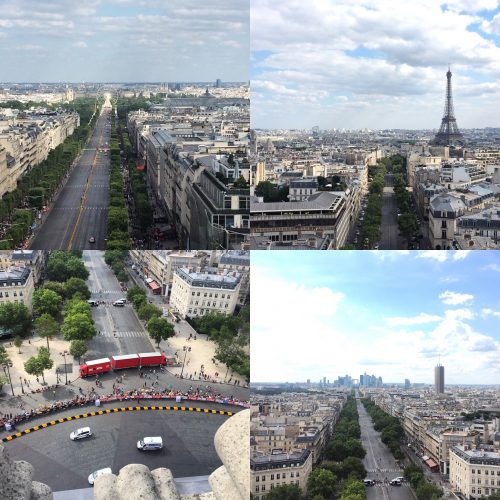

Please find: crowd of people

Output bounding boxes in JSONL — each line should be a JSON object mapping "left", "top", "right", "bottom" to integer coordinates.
{"left": 0, "top": 384, "right": 249, "bottom": 433}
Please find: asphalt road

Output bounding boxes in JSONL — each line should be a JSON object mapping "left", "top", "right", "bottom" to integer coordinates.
{"left": 380, "top": 173, "right": 403, "bottom": 250}
{"left": 3, "top": 402, "right": 240, "bottom": 492}
{"left": 357, "top": 397, "right": 413, "bottom": 500}
{"left": 83, "top": 250, "right": 156, "bottom": 360}
{"left": 30, "top": 109, "right": 111, "bottom": 251}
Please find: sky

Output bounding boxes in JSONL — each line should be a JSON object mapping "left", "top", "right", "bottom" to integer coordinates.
{"left": 251, "top": 250, "right": 500, "bottom": 386}
{"left": 251, "top": 0, "right": 500, "bottom": 129}
{"left": 0, "top": 0, "right": 249, "bottom": 82}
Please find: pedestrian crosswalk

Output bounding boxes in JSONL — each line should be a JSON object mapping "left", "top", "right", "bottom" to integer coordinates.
{"left": 90, "top": 290, "right": 126, "bottom": 295}
{"left": 367, "top": 469, "right": 403, "bottom": 473}
{"left": 98, "top": 331, "right": 148, "bottom": 338}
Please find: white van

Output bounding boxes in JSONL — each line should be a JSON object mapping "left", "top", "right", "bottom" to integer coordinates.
{"left": 88, "top": 467, "right": 112, "bottom": 485}
{"left": 113, "top": 299, "right": 126, "bottom": 307}
{"left": 137, "top": 436, "right": 163, "bottom": 451}
{"left": 70, "top": 427, "right": 92, "bottom": 441}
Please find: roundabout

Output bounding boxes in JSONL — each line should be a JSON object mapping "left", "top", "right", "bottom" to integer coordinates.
{"left": 3, "top": 400, "right": 242, "bottom": 492}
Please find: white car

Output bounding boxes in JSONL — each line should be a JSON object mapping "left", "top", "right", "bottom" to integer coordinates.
{"left": 88, "top": 467, "right": 112, "bottom": 485}
{"left": 70, "top": 427, "right": 92, "bottom": 441}
{"left": 137, "top": 436, "right": 163, "bottom": 451}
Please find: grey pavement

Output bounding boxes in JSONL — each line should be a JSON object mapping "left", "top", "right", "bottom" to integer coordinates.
{"left": 30, "top": 110, "right": 111, "bottom": 250}
{"left": 357, "top": 396, "right": 414, "bottom": 500}
{"left": 380, "top": 173, "right": 405, "bottom": 250}
{"left": 3, "top": 402, "right": 239, "bottom": 492}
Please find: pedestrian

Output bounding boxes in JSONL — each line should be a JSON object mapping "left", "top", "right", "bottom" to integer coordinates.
{"left": 28, "top": 340, "right": 31, "bottom": 344}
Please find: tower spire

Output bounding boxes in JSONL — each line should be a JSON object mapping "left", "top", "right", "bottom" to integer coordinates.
{"left": 432, "top": 66, "right": 465, "bottom": 147}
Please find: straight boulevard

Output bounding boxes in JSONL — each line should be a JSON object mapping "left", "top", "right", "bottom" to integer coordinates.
{"left": 30, "top": 108, "right": 111, "bottom": 250}
{"left": 356, "top": 397, "right": 413, "bottom": 500}
{"left": 380, "top": 173, "right": 403, "bottom": 250}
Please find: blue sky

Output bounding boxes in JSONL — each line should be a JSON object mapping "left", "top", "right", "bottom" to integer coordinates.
{"left": 0, "top": 0, "right": 248, "bottom": 82}
{"left": 251, "top": 251, "right": 500, "bottom": 385}
{"left": 251, "top": 0, "right": 500, "bottom": 129}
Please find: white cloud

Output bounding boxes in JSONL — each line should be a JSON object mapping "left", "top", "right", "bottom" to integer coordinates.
{"left": 439, "top": 290, "right": 474, "bottom": 305}
{"left": 453, "top": 250, "right": 471, "bottom": 261}
{"left": 482, "top": 308, "right": 500, "bottom": 318}
{"left": 74, "top": 41, "right": 87, "bottom": 48}
{"left": 482, "top": 263, "right": 500, "bottom": 272}
{"left": 384, "top": 313, "right": 443, "bottom": 327}
{"left": 417, "top": 251, "right": 449, "bottom": 262}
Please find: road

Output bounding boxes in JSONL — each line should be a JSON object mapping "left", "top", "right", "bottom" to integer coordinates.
{"left": 357, "top": 397, "right": 413, "bottom": 500}
{"left": 30, "top": 108, "right": 111, "bottom": 250}
{"left": 380, "top": 173, "right": 403, "bottom": 250}
{"left": 83, "top": 251, "right": 155, "bottom": 360}
{"left": 3, "top": 402, "right": 241, "bottom": 492}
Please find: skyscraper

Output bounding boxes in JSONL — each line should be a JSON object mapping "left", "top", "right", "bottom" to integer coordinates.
{"left": 435, "top": 364, "right": 445, "bottom": 394}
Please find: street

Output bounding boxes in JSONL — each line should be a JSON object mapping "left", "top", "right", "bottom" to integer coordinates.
{"left": 357, "top": 397, "right": 413, "bottom": 500}
{"left": 380, "top": 173, "right": 404, "bottom": 250}
{"left": 29, "top": 109, "right": 111, "bottom": 250}
{"left": 3, "top": 402, "right": 240, "bottom": 491}
{"left": 83, "top": 251, "right": 155, "bottom": 360}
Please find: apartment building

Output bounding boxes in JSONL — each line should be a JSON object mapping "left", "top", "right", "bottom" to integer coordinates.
{"left": 250, "top": 450, "right": 312, "bottom": 499}
{"left": 0, "top": 266, "right": 34, "bottom": 311}
{"left": 170, "top": 267, "right": 240, "bottom": 318}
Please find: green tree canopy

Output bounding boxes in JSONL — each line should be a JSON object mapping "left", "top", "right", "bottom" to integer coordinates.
{"left": 69, "top": 339, "right": 87, "bottom": 364}
{"left": 64, "top": 277, "right": 91, "bottom": 300}
{"left": 33, "top": 288, "right": 63, "bottom": 318}
{"left": 307, "top": 468, "right": 337, "bottom": 499}
{"left": 0, "top": 302, "right": 32, "bottom": 337}
{"left": 62, "top": 312, "right": 96, "bottom": 341}
{"left": 137, "top": 302, "right": 162, "bottom": 322}
{"left": 34, "top": 313, "right": 59, "bottom": 351}
{"left": 265, "top": 484, "right": 303, "bottom": 500}
{"left": 146, "top": 316, "right": 175, "bottom": 348}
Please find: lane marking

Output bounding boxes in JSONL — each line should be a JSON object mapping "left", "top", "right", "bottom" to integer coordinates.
{"left": 2, "top": 406, "right": 235, "bottom": 442}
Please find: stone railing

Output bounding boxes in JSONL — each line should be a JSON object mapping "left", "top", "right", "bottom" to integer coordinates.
{"left": 0, "top": 444, "right": 52, "bottom": 500}
{"left": 94, "top": 408, "right": 250, "bottom": 499}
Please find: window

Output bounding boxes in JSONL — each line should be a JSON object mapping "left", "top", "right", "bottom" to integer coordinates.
{"left": 270, "top": 474, "right": 274, "bottom": 480}
{"left": 197, "top": 292, "right": 200, "bottom": 296}
{"left": 261, "top": 476, "right": 265, "bottom": 482}
{"left": 255, "top": 486, "right": 259, "bottom": 492}
{"left": 4, "top": 292, "right": 8, "bottom": 297}
{"left": 277, "top": 474, "right": 280, "bottom": 480}
{"left": 19, "top": 291, "right": 22, "bottom": 296}
{"left": 262, "top": 486, "right": 265, "bottom": 492}
{"left": 191, "top": 292, "right": 195, "bottom": 296}
{"left": 486, "top": 471, "right": 489, "bottom": 475}
{"left": 256, "top": 476, "right": 259, "bottom": 482}
{"left": 13, "top": 292, "right": 17, "bottom": 297}
{"left": 222, "top": 294, "right": 225, "bottom": 299}
{"left": 215, "top": 293, "right": 218, "bottom": 298}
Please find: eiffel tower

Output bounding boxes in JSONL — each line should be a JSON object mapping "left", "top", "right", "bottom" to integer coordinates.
{"left": 432, "top": 66, "right": 465, "bottom": 147}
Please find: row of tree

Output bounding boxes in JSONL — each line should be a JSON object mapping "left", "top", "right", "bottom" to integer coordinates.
{"left": 126, "top": 286, "right": 175, "bottom": 348}
{"left": 189, "top": 308, "right": 250, "bottom": 381}
{"left": 403, "top": 463, "right": 443, "bottom": 500}
{"left": 360, "top": 161, "right": 387, "bottom": 247}
{"left": 0, "top": 99, "right": 97, "bottom": 248}
{"left": 107, "top": 108, "right": 131, "bottom": 250}
{"left": 361, "top": 398, "right": 404, "bottom": 460}
{"left": 104, "top": 250, "right": 129, "bottom": 283}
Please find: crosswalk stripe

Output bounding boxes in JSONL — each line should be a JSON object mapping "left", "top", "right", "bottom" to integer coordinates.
{"left": 98, "top": 331, "right": 148, "bottom": 338}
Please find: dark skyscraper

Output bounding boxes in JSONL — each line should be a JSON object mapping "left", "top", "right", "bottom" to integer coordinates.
{"left": 432, "top": 67, "right": 465, "bottom": 147}
{"left": 435, "top": 364, "right": 445, "bottom": 394}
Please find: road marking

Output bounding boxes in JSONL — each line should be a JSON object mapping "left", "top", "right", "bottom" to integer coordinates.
{"left": 2, "top": 406, "right": 235, "bottom": 442}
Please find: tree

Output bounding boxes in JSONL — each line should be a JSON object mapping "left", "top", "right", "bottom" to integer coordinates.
{"left": 69, "top": 339, "right": 87, "bottom": 364}
{"left": 147, "top": 316, "right": 175, "bottom": 348}
{"left": 233, "top": 175, "right": 248, "bottom": 188}
{"left": 0, "top": 374, "right": 9, "bottom": 392}
{"left": 13, "top": 336, "right": 23, "bottom": 354}
{"left": 137, "top": 302, "right": 162, "bottom": 322}
{"left": 37, "top": 346, "right": 53, "bottom": 384}
{"left": 64, "top": 277, "right": 91, "bottom": 300}
{"left": 339, "top": 478, "right": 366, "bottom": 500}
{"left": 337, "top": 457, "right": 366, "bottom": 480}
{"left": 0, "top": 302, "right": 32, "bottom": 337}
{"left": 24, "top": 356, "right": 44, "bottom": 383}
{"left": 398, "top": 213, "right": 418, "bottom": 240}
{"left": 265, "top": 484, "right": 303, "bottom": 500}
{"left": 307, "top": 468, "right": 336, "bottom": 499}
{"left": 0, "top": 345, "right": 11, "bottom": 365}
{"left": 127, "top": 285, "right": 147, "bottom": 303}
{"left": 62, "top": 313, "right": 96, "bottom": 341}
{"left": 34, "top": 313, "right": 59, "bottom": 351}
{"left": 33, "top": 288, "right": 63, "bottom": 318}
{"left": 415, "top": 481, "right": 442, "bottom": 500}
{"left": 64, "top": 298, "right": 92, "bottom": 318}
{"left": 42, "top": 281, "right": 67, "bottom": 298}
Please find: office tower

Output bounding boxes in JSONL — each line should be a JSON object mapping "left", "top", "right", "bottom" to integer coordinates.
{"left": 435, "top": 364, "right": 445, "bottom": 393}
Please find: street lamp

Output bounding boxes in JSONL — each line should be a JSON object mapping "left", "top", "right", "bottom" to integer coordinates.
{"left": 60, "top": 350, "right": 69, "bottom": 385}
{"left": 180, "top": 346, "right": 191, "bottom": 378}
{"left": 2, "top": 363, "right": 14, "bottom": 396}
{"left": 19, "top": 376, "right": 25, "bottom": 395}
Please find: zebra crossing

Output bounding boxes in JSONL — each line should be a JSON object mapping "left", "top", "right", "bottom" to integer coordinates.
{"left": 98, "top": 330, "right": 148, "bottom": 338}
{"left": 367, "top": 469, "right": 403, "bottom": 473}
{"left": 90, "top": 290, "right": 126, "bottom": 295}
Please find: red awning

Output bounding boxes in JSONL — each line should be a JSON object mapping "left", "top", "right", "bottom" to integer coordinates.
{"left": 425, "top": 458, "right": 439, "bottom": 469}
{"left": 147, "top": 281, "right": 160, "bottom": 291}
{"left": 137, "top": 164, "right": 145, "bottom": 171}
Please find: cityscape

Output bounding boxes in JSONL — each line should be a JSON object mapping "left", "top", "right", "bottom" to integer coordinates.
{"left": 249, "top": 0, "right": 500, "bottom": 250}
{"left": 2, "top": 0, "right": 500, "bottom": 499}
{"left": 251, "top": 250, "right": 500, "bottom": 500}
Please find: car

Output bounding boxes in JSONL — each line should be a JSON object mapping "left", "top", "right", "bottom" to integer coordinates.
{"left": 363, "top": 479, "right": 375, "bottom": 486}
{"left": 395, "top": 477, "right": 405, "bottom": 482}
{"left": 70, "top": 427, "right": 92, "bottom": 441}
{"left": 88, "top": 467, "right": 112, "bottom": 485}
{"left": 87, "top": 300, "right": 99, "bottom": 307}
{"left": 113, "top": 299, "right": 126, "bottom": 307}
{"left": 89, "top": 236, "right": 96, "bottom": 243}
{"left": 390, "top": 479, "right": 402, "bottom": 486}
{"left": 137, "top": 436, "right": 163, "bottom": 451}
